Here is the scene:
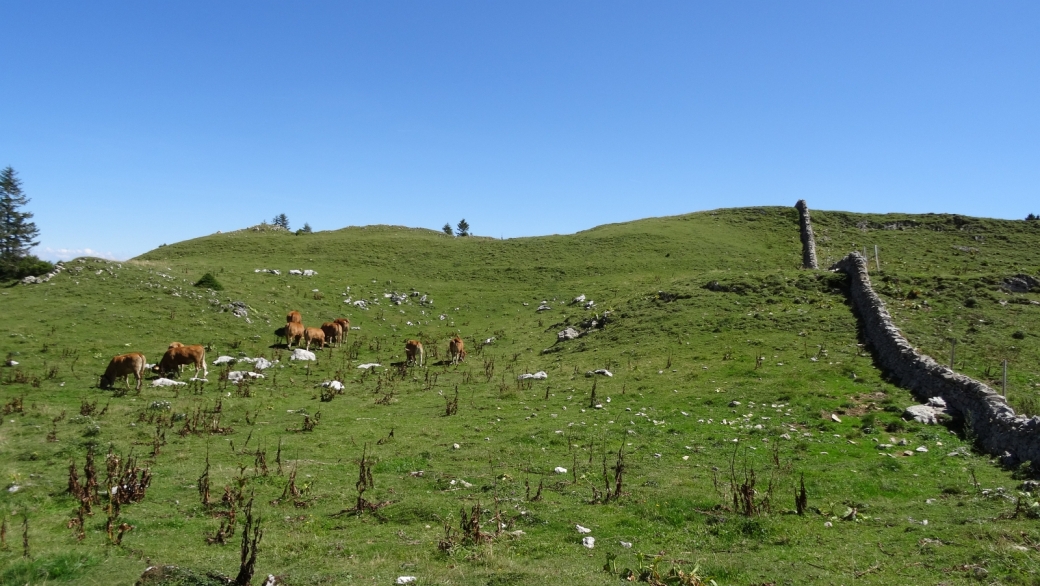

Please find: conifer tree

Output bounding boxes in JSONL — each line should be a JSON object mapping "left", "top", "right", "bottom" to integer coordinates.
{"left": 0, "top": 167, "right": 44, "bottom": 278}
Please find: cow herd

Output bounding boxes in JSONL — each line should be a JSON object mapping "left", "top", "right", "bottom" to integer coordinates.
{"left": 99, "top": 311, "right": 468, "bottom": 392}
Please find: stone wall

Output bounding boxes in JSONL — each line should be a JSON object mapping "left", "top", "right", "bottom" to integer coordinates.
{"left": 832, "top": 251, "right": 1040, "bottom": 467}
{"left": 795, "top": 200, "right": 818, "bottom": 269}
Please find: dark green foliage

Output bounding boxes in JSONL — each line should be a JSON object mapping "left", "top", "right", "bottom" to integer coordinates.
{"left": 2, "top": 254, "right": 53, "bottom": 281}
{"left": 456, "top": 218, "right": 470, "bottom": 236}
{"left": 193, "top": 272, "right": 224, "bottom": 290}
{"left": 0, "top": 167, "right": 43, "bottom": 280}
{"left": 295, "top": 223, "right": 312, "bottom": 235}
{"left": 442, "top": 223, "right": 453, "bottom": 236}
{"left": 272, "top": 213, "right": 289, "bottom": 231}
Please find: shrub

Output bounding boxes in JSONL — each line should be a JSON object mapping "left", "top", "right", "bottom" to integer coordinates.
{"left": 193, "top": 273, "right": 224, "bottom": 291}
{"left": 0, "top": 255, "right": 53, "bottom": 281}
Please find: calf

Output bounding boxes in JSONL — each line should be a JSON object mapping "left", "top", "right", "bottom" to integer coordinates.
{"left": 304, "top": 327, "right": 326, "bottom": 350}
{"left": 321, "top": 322, "right": 343, "bottom": 347}
{"left": 99, "top": 352, "right": 146, "bottom": 392}
{"left": 153, "top": 343, "right": 207, "bottom": 378}
{"left": 448, "top": 336, "right": 465, "bottom": 365}
{"left": 405, "top": 339, "right": 424, "bottom": 367}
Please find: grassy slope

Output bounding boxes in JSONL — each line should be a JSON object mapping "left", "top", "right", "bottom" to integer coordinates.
{"left": 1, "top": 207, "right": 1039, "bottom": 585}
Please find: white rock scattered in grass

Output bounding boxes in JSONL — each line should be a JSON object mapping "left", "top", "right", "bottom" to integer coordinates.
{"left": 290, "top": 349, "right": 316, "bottom": 361}
{"left": 8, "top": 485, "right": 20, "bottom": 493}
{"left": 5, "top": 360, "right": 18, "bottom": 366}
{"left": 620, "top": 541, "right": 632, "bottom": 548}
{"left": 824, "top": 521, "right": 832, "bottom": 528}
{"left": 554, "top": 466, "right": 568, "bottom": 474}
{"left": 213, "top": 355, "right": 236, "bottom": 365}
{"left": 320, "top": 380, "right": 344, "bottom": 391}
{"left": 916, "top": 446, "right": 929, "bottom": 453}
{"left": 576, "top": 524, "right": 591, "bottom": 534}
{"left": 228, "top": 371, "right": 265, "bottom": 383}
{"left": 396, "top": 577, "right": 417, "bottom": 585}
{"left": 452, "top": 443, "right": 460, "bottom": 450}
{"left": 830, "top": 414, "right": 841, "bottom": 423}
{"left": 682, "top": 455, "right": 690, "bottom": 461}
{"left": 357, "top": 363, "right": 381, "bottom": 369}
{"left": 582, "top": 536, "right": 595, "bottom": 549}
{"left": 517, "top": 371, "right": 548, "bottom": 381}
{"left": 152, "top": 378, "right": 186, "bottom": 387}
{"left": 459, "top": 480, "right": 473, "bottom": 488}
{"left": 189, "top": 377, "right": 208, "bottom": 383}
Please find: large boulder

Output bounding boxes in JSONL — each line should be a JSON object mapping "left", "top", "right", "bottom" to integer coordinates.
{"left": 557, "top": 327, "right": 581, "bottom": 342}
{"left": 904, "top": 397, "right": 948, "bottom": 425}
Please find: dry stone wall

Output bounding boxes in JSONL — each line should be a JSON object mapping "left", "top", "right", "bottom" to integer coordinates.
{"left": 795, "top": 200, "right": 819, "bottom": 269}
{"left": 832, "top": 251, "right": 1040, "bottom": 467}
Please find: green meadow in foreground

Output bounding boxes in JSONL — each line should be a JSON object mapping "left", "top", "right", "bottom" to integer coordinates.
{"left": 1, "top": 207, "right": 1039, "bottom": 585}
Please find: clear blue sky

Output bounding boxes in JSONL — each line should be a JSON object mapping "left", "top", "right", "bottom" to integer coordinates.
{"left": 2, "top": 2, "right": 1037, "bottom": 261}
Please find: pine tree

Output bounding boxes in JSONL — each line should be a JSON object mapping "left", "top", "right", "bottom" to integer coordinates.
{"left": 296, "top": 223, "right": 312, "bottom": 235}
{"left": 442, "top": 223, "right": 453, "bottom": 236}
{"left": 272, "top": 214, "right": 290, "bottom": 231}
{"left": 0, "top": 167, "right": 45, "bottom": 279}
{"left": 456, "top": 219, "right": 470, "bottom": 237}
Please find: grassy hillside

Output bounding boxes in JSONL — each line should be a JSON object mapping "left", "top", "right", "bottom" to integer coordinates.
{"left": 1, "top": 207, "right": 1039, "bottom": 585}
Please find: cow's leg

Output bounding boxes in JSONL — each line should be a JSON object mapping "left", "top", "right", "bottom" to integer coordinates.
{"left": 419, "top": 346, "right": 424, "bottom": 367}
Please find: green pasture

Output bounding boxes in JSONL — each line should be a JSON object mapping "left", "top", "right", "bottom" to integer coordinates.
{"left": 1, "top": 207, "right": 1039, "bottom": 585}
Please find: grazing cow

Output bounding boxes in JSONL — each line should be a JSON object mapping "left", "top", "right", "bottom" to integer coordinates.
{"left": 281, "top": 322, "right": 305, "bottom": 348}
{"left": 153, "top": 343, "right": 207, "bottom": 378}
{"left": 321, "top": 322, "right": 342, "bottom": 347}
{"left": 448, "top": 336, "right": 465, "bottom": 365}
{"left": 405, "top": 339, "right": 424, "bottom": 367}
{"left": 99, "top": 352, "right": 146, "bottom": 392}
{"left": 334, "top": 317, "right": 350, "bottom": 334}
{"left": 287, "top": 310, "right": 302, "bottom": 324}
{"left": 304, "top": 327, "right": 326, "bottom": 350}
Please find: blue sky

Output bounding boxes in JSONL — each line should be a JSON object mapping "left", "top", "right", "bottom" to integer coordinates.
{"left": 2, "top": 2, "right": 1037, "bottom": 261}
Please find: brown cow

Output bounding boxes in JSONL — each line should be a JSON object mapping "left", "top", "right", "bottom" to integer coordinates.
{"left": 304, "top": 327, "right": 326, "bottom": 350}
{"left": 321, "top": 322, "right": 342, "bottom": 347}
{"left": 334, "top": 318, "right": 350, "bottom": 341}
{"left": 405, "top": 339, "right": 424, "bottom": 367}
{"left": 448, "top": 336, "right": 465, "bottom": 365}
{"left": 287, "top": 310, "right": 302, "bottom": 323}
{"left": 99, "top": 352, "right": 146, "bottom": 392}
{"left": 282, "top": 322, "right": 305, "bottom": 348}
{"left": 152, "top": 343, "right": 207, "bottom": 378}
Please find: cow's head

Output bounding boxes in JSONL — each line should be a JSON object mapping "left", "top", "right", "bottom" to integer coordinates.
{"left": 98, "top": 374, "right": 113, "bottom": 389}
